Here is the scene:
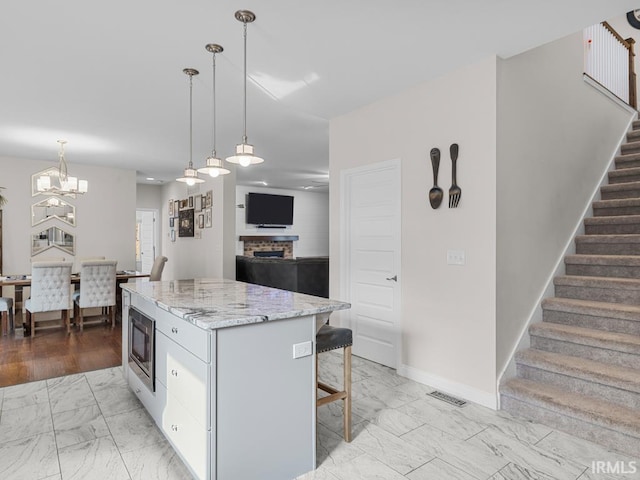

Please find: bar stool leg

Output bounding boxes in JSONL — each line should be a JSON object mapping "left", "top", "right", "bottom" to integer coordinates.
{"left": 344, "top": 345, "right": 352, "bottom": 442}
{"left": 1, "top": 311, "right": 7, "bottom": 336}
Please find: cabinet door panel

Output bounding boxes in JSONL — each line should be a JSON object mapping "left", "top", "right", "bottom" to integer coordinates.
{"left": 156, "top": 331, "right": 209, "bottom": 428}
{"left": 160, "top": 386, "right": 209, "bottom": 480}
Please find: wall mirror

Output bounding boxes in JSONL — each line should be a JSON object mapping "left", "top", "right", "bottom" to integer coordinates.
{"left": 31, "top": 167, "right": 77, "bottom": 198}
{"left": 31, "top": 226, "right": 75, "bottom": 256}
{"left": 31, "top": 197, "right": 76, "bottom": 227}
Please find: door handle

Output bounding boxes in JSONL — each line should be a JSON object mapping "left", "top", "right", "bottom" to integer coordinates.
{"left": 386, "top": 275, "right": 397, "bottom": 282}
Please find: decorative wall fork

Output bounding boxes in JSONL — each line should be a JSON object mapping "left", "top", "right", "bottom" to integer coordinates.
{"left": 448, "top": 143, "right": 461, "bottom": 208}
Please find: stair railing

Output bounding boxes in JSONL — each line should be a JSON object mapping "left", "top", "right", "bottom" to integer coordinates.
{"left": 584, "top": 21, "right": 636, "bottom": 109}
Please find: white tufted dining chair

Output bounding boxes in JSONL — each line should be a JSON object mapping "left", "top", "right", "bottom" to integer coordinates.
{"left": 73, "top": 259, "right": 117, "bottom": 331}
{"left": 25, "top": 261, "right": 73, "bottom": 336}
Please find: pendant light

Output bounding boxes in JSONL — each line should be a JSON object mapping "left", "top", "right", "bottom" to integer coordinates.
{"left": 226, "top": 10, "right": 264, "bottom": 167}
{"left": 177, "top": 68, "right": 205, "bottom": 185}
{"left": 198, "top": 44, "right": 230, "bottom": 177}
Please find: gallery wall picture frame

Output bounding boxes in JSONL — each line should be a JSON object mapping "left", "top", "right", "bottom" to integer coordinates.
{"left": 198, "top": 214, "right": 205, "bottom": 229}
{"left": 173, "top": 200, "right": 179, "bottom": 217}
{"left": 195, "top": 229, "right": 202, "bottom": 239}
{"left": 169, "top": 217, "right": 174, "bottom": 228}
{"left": 205, "top": 208, "right": 212, "bottom": 228}
{"left": 169, "top": 199, "right": 174, "bottom": 217}
{"left": 195, "top": 194, "right": 202, "bottom": 212}
{"left": 171, "top": 229, "right": 176, "bottom": 242}
{"left": 179, "top": 208, "right": 195, "bottom": 237}
{"left": 205, "top": 190, "right": 213, "bottom": 208}
{"left": 188, "top": 195, "right": 194, "bottom": 208}
{"left": 179, "top": 199, "right": 188, "bottom": 210}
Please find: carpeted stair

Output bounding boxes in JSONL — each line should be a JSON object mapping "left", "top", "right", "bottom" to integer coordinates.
{"left": 501, "top": 120, "right": 640, "bottom": 456}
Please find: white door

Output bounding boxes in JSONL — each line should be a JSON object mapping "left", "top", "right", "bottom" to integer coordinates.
{"left": 341, "top": 159, "right": 401, "bottom": 368}
{"left": 136, "top": 210, "right": 157, "bottom": 274}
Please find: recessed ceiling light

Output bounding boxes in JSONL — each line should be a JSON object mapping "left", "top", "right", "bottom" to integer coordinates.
{"left": 260, "top": 181, "right": 268, "bottom": 186}
{"left": 146, "top": 177, "right": 155, "bottom": 181}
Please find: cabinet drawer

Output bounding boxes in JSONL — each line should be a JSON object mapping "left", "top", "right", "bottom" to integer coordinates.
{"left": 160, "top": 384, "right": 209, "bottom": 480}
{"left": 155, "top": 307, "right": 210, "bottom": 362}
{"left": 127, "top": 366, "right": 163, "bottom": 423}
{"left": 155, "top": 331, "right": 209, "bottom": 428}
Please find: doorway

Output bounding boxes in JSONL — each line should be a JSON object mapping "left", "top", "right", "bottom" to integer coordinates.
{"left": 340, "top": 159, "right": 402, "bottom": 368}
{"left": 136, "top": 209, "right": 158, "bottom": 274}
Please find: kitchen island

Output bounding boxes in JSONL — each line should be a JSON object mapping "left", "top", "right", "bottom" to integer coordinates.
{"left": 121, "top": 278, "right": 350, "bottom": 480}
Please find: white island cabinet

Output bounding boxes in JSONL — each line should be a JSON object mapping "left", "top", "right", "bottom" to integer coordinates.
{"left": 121, "top": 278, "right": 349, "bottom": 480}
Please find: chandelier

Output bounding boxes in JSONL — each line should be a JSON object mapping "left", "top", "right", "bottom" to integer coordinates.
{"left": 36, "top": 140, "right": 88, "bottom": 196}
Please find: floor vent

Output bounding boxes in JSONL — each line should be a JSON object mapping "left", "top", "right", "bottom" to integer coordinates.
{"left": 428, "top": 390, "right": 466, "bottom": 407}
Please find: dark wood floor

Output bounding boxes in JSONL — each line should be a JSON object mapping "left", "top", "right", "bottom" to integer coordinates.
{"left": 0, "top": 321, "right": 122, "bottom": 387}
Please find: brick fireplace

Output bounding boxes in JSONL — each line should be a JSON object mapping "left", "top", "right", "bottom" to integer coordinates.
{"left": 239, "top": 235, "right": 299, "bottom": 259}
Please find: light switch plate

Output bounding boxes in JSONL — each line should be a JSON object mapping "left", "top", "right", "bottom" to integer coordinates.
{"left": 447, "top": 250, "right": 466, "bottom": 266}
{"left": 293, "top": 341, "right": 313, "bottom": 359}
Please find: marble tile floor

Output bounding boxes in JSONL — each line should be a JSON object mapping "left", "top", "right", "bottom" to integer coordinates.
{"left": 0, "top": 353, "right": 637, "bottom": 480}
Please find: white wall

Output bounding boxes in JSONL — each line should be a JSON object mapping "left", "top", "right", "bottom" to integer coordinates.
{"left": 159, "top": 171, "right": 235, "bottom": 281}
{"left": 330, "top": 57, "right": 498, "bottom": 407}
{"left": 236, "top": 186, "right": 329, "bottom": 258}
{"left": 136, "top": 184, "right": 163, "bottom": 209}
{"left": 0, "top": 156, "right": 136, "bottom": 274}
{"left": 496, "top": 32, "right": 634, "bottom": 379}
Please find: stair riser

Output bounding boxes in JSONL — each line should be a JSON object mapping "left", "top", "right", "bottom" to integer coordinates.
{"left": 608, "top": 173, "right": 640, "bottom": 184}
{"left": 600, "top": 188, "right": 640, "bottom": 200}
{"left": 627, "top": 132, "right": 640, "bottom": 142}
{"left": 575, "top": 243, "right": 640, "bottom": 255}
{"left": 500, "top": 396, "right": 640, "bottom": 457}
{"left": 593, "top": 205, "right": 640, "bottom": 216}
{"left": 530, "top": 336, "right": 640, "bottom": 369}
{"left": 555, "top": 284, "right": 640, "bottom": 305}
{"left": 516, "top": 364, "right": 640, "bottom": 409}
{"left": 543, "top": 311, "right": 640, "bottom": 336}
{"left": 565, "top": 264, "right": 640, "bottom": 279}
{"left": 584, "top": 224, "right": 640, "bottom": 235}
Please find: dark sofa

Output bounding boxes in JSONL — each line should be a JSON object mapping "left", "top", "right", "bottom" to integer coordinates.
{"left": 236, "top": 256, "right": 329, "bottom": 298}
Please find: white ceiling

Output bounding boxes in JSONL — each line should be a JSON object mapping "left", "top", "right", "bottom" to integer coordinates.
{"left": 1, "top": 1, "right": 636, "bottom": 190}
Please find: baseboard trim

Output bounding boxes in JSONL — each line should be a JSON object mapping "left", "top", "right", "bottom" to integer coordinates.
{"left": 397, "top": 363, "right": 497, "bottom": 410}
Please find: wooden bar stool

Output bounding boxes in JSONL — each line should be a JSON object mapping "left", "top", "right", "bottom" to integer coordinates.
{"left": 316, "top": 324, "right": 352, "bottom": 442}
{"left": 0, "top": 297, "right": 14, "bottom": 335}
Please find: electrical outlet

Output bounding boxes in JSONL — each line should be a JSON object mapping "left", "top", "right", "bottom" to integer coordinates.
{"left": 293, "top": 341, "right": 313, "bottom": 359}
{"left": 447, "top": 250, "right": 466, "bottom": 266}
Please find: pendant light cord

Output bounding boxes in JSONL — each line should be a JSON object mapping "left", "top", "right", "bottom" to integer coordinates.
{"left": 212, "top": 52, "right": 217, "bottom": 156}
{"left": 58, "top": 140, "right": 68, "bottom": 181}
{"left": 242, "top": 20, "right": 248, "bottom": 144}
{"left": 189, "top": 73, "right": 194, "bottom": 168}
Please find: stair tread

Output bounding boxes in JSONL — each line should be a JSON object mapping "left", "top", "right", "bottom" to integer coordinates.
{"left": 609, "top": 166, "right": 640, "bottom": 177}
{"left": 515, "top": 349, "right": 640, "bottom": 393}
{"left": 530, "top": 322, "right": 640, "bottom": 353}
{"left": 554, "top": 274, "right": 640, "bottom": 289}
{"left": 601, "top": 181, "right": 640, "bottom": 191}
{"left": 584, "top": 215, "right": 640, "bottom": 225}
{"left": 565, "top": 254, "right": 640, "bottom": 265}
{"left": 575, "top": 234, "right": 640, "bottom": 243}
{"left": 593, "top": 198, "right": 640, "bottom": 207}
{"left": 542, "top": 297, "right": 640, "bottom": 320}
{"left": 502, "top": 378, "right": 640, "bottom": 436}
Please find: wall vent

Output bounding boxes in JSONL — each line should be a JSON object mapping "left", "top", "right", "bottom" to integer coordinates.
{"left": 428, "top": 390, "right": 466, "bottom": 407}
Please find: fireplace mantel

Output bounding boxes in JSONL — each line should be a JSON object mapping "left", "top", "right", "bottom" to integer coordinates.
{"left": 239, "top": 236, "right": 299, "bottom": 242}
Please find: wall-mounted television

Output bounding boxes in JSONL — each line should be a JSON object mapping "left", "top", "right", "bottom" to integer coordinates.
{"left": 246, "top": 192, "right": 294, "bottom": 226}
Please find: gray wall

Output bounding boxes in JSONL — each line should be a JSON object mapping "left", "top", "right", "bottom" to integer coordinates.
{"left": 496, "top": 31, "right": 634, "bottom": 377}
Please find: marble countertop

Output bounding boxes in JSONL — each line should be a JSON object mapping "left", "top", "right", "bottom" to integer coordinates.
{"left": 122, "top": 278, "right": 350, "bottom": 330}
